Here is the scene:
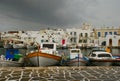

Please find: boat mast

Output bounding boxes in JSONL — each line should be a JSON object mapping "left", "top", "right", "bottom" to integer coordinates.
{"left": 37, "top": 43, "right": 40, "bottom": 66}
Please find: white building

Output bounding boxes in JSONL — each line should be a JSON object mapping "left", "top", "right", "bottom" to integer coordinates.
{"left": 66, "top": 23, "right": 95, "bottom": 47}
{"left": 106, "top": 35, "right": 120, "bottom": 47}
{"left": 35, "top": 29, "right": 69, "bottom": 47}
{"left": 1, "top": 24, "right": 120, "bottom": 48}
{"left": 96, "top": 26, "right": 120, "bottom": 47}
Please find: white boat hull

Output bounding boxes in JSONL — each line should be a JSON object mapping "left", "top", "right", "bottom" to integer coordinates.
{"left": 67, "top": 58, "right": 87, "bottom": 66}
{"left": 4, "top": 44, "right": 13, "bottom": 48}
{"left": 89, "top": 59, "right": 113, "bottom": 66}
{"left": 13, "top": 44, "right": 26, "bottom": 49}
{"left": 26, "top": 52, "right": 61, "bottom": 66}
{"left": 90, "top": 62, "right": 112, "bottom": 66}
{"left": 29, "top": 56, "right": 59, "bottom": 66}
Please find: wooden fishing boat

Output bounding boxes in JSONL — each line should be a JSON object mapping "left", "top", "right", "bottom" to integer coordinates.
{"left": 26, "top": 43, "right": 62, "bottom": 66}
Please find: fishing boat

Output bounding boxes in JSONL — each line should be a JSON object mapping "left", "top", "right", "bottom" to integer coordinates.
{"left": 12, "top": 39, "right": 26, "bottom": 49}
{"left": 26, "top": 43, "right": 62, "bottom": 66}
{"left": 88, "top": 51, "right": 114, "bottom": 66}
{"left": 26, "top": 42, "right": 37, "bottom": 50}
{"left": 112, "top": 55, "right": 120, "bottom": 66}
{"left": 67, "top": 48, "right": 88, "bottom": 66}
{"left": 3, "top": 40, "right": 13, "bottom": 48}
{"left": 0, "top": 49, "right": 24, "bottom": 67}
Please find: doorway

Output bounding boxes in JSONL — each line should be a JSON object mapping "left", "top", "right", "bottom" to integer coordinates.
{"left": 118, "top": 39, "right": 120, "bottom": 46}
{"left": 109, "top": 39, "right": 112, "bottom": 46}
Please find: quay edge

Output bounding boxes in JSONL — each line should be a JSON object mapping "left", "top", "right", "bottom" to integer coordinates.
{"left": 0, "top": 66, "right": 117, "bottom": 70}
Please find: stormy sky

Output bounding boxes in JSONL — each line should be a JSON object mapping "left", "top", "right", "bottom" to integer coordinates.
{"left": 0, "top": 0, "right": 120, "bottom": 31}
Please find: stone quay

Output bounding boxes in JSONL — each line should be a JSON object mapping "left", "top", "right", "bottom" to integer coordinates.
{"left": 0, "top": 66, "right": 120, "bottom": 81}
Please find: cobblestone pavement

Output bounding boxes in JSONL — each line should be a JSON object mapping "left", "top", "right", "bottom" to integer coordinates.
{"left": 0, "top": 66, "right": 120, "bottom": 81}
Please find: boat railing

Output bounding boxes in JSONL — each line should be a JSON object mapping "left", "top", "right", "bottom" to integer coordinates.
{"left": 0, "top": 55, "right": 14, "bottom": 61}
{"left": 0, "top": 55, "right": 5, "bottom": 60}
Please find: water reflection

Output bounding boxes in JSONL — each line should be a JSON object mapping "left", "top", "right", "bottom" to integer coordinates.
{"left": 112, "top": 48, "right": 120, "bottom": 54}
{"left": 0, "top": 48, "right": 119, "bottom": 56}
{"left": 58, "top": 48, "right": 120, "bottom": 56}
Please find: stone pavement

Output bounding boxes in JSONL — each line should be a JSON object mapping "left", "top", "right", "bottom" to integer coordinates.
{"left": 0, "top": 66, "right": 120, "bottom": 81}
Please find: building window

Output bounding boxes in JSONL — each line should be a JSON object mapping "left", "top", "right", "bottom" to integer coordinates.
{"left": 70, "top": 38, "right": 73, "bottom": 42}
{"left": 79, "top": 40, "right": 82, "bottom": 43}
{"left": 74, "top": 38, "right": 76, "bottom": 42}
{"left": 42, "top": 36, "right": 44, "bottom": 38}
{"left": 114, "top": 32, "right": 117, "bottom": 35}
{"left": 74, "top": 32, "right": 76, "bottom": 36}
{"left": 70, "top": 32, "right": 72, "bottom": 35}
{"left": 45, "top": 40, "right": 48, "bottom": 42}
{"left": 52, "top": 38, "right": 55, "bottom": 42}
{"left": 105, "top": 32, "right": 107, "bottom": 37}
{"left": 98, "top": 32, "right": 101, "bottom": 37}
{"left": 85, "top": 33, "right": 88, "bottom": 37}
{"left": 41, "top": 40, "right": 44, "bottom": 42}
{"left": 80, "top": 33, "right": 83, "bottom": 37}
{"left": 83, "top": 40, "right": 87, "bottom": 43}
{"left": 58, "top": 32, "right": 60, "bottom": 35}
{"left": 109, "top": 32, "right": 112, "bottom": 35}
{"left": 92, "top": 40, "right": 94, "bottom": 43}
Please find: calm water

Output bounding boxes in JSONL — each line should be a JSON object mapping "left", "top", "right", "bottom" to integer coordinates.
{"left": 0, "top": 47, "right": 120, "bottom": 56}
{"left": 58, "top": 48, "right": 120, "bottom": 56}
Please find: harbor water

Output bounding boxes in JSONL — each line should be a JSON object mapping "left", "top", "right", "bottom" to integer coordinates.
{"left": 57, "top": 48, "right": 120, "bottom": 56}
{"left": 0, "top": 47, "right": 119, "bottom": 57}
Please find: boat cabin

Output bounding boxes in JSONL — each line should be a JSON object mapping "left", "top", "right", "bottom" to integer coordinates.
{"left": 40, "top": 43, "right": 57, "bottom": 54}
{"left": 40, "top": 43, "right": 56, "bottom": 50}
{"left": 89, "top": 51, "right": 113, "bottom": 59}
{"left": 69, "top": 49, "right": 82, "bottom": 59}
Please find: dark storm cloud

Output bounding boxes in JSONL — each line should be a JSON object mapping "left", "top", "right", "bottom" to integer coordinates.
{"left": 0, "top": 0, "right": 96, "bottom": 28}
{"left": 0, "top": 0, "right": 120, "bottom": 31}
{"left": 0, "top": 0, "right": 69, "bottom": 25}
